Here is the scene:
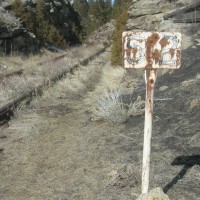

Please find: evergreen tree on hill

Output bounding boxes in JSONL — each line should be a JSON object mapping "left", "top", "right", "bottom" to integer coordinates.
{"left": 111, "top": 1, "right": 130, "bottom": 66}
{"left": 74, "top": 0, "right": 89, "bottom": 18}
{"left": 75, "top": 0, "right": 112, "bottom": 37}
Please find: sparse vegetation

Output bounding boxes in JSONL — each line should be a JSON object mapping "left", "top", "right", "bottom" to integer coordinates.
{"left": 0, "top": 44, "right": 104, "bottom": 108}
{"left": 89, "top": 88, "right": 144, "bottom": 123}
{"left": 83, "top": 62, "right": 144, "bottom": 123}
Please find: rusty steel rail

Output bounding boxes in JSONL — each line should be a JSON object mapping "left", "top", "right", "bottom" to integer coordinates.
{"left": 4, "top": 69, "right": 23, "bottom": 78}
{"left": 0, "top": 45, "right": 109, "bottom": 120}
{"left": 0, "top": 89, "right": 35, "bottom": 116}
{"left": 37, "top": 54, "right": 67, "bottom": 66}
{"left": 0, "top": 69, "right": 23, "bottom": 80}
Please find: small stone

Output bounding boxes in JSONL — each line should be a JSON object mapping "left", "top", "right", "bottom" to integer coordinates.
{"left": 189, "top": 133, "right": 200, "bottom": 147}
{"left": 191, "top": 45, "right": 197, "bottom": 49}
{"left": 50, "top": 8, "right": 54, "bottom": 13}
{"left": 159, "top": 86, "right": 168, "bottom": 91}
{"left": 54, "top": 1, "right": 62, "bottom": 7}
{"left": 136, "top": 187, "right": 170, "bottom": 200}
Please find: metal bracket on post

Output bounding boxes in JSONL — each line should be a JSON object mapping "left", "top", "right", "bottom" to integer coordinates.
{"left": 142, "top": 69, "right": 157, "bottom": 194}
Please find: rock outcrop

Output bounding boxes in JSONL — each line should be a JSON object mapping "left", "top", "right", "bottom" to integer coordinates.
{"left": 0, "top": 0, "right": 80, "bottom": 55}
{"left": 126, "top": 0, "right": 200, "bottom": 49}
{"left": 0, "top": 11, "right": 39, "bottom": 54}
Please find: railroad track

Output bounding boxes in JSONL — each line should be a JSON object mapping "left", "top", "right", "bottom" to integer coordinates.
{"left": 0, "top": 69, "right": 23, "bottom": 81}
{"left": 0, "top": 45, "right": 109, "bottom": 124}
{"left": 0, "top": 52, "right": 69, "bottom": 82}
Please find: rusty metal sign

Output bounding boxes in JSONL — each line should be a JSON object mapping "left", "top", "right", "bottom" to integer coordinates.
{"left": 122, "top": 31, "right": 182, "bottom": 194}
{"left": 122, "top": 31, "right": 181, "bottom": 69}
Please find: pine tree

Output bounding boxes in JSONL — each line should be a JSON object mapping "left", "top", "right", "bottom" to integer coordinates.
{"left": 98, "top": 0, "right": 112, "bottom": 25}
{"left": 12, "top": 0, "right": 24, "bottom": 17}
{"left": 34, "top": 0, "right": 66, "bottom": 47}
{"left": 111, "top": 3, "right": 129, "bottom": 66}
{"left": 35, "top": 0, "right": 45, "bottom": 40}
{"left": 74, "top": 0, "right": 89, "bottom": 18}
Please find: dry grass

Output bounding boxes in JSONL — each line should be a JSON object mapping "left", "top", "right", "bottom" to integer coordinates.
{"left": 89, "top": 89, "right": 144, "bottom": 123}
{"left": 0, "top": 76, "right": 37, "bottom": 105}
{"left": 84, "top": 62, "right": 145, "bottom": 123}
{"left": 90, "top": 89, "right": 129, "bottom": 123}
{"left": 0, "top": 43, "right": 104, "bottom": 74}
{"left": 1, "top": 43, "right": 144, "bottom": 123}
{"left": 7, "top": 110, "right": 46, "bottom": 135}
{"left": 0, "top": 44, "right": 105, "bottom": 108}
{"left": 31, "top": 54, "right": 107, "bottom": 108}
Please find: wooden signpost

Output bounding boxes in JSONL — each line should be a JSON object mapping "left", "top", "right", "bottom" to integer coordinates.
{"left": 122, "top": 31, "right": 181, "bottom": 194}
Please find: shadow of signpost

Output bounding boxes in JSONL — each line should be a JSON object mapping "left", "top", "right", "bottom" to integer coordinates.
{"left": 163, "top": 155, "right": 200, "bottom": 193}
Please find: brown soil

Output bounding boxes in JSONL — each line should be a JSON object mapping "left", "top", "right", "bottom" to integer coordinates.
{"left": 0, "top": 47, "right": 200, "bottom": 200}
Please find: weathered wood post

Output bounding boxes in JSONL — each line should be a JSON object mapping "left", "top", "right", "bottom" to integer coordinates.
{"left": 122, "top": 31, "right": 181, "bottom": 194}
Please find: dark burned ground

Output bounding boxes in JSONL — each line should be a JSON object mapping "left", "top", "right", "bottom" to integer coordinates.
{"left": 0, "top": 47, "right": 200, "bottom": 200}
{"left": 125, "top": 46, "right": 200, "bottom": 199}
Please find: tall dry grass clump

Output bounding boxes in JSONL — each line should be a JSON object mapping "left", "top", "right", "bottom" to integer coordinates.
{"left": 90, "top": 89, "right": 144, "bottom": 123}
{"left": 85, "top": 64, "right": 145, "bottom": 123}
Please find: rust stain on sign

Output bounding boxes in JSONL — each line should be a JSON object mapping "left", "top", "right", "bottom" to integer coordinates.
{"left": 122, "top": 31, "right": 181, "bottom": 69}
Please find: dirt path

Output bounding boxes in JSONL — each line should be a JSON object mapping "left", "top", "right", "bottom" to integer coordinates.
{"left": 0, "top": 108, "right": 124, "bottom": 200}
{"left": 0, "top": 51, "right": 140, "bottom": 200}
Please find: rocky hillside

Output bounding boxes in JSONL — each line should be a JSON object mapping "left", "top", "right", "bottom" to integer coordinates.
{"left": 0, "top": 5, "right": 39, "bottom": 55}
{"left": 0, "top": 0, "right": 80, "bottom": 55}
{"left": 126, "top": 0, "right": 200, "bottom": 49}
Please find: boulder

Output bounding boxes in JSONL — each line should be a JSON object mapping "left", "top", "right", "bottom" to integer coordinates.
{"left": 0, "top": 0, "right": 81, "bottom": 54}
{"left": 126, "top": 0, "right": 176, "bottom": 32}
{"left": 0, "top": 11, "right": 39, "bottom": 54}
{"left": 126, "top": 13, "right": 164, "bottom": 31}
{"left": 176, "top": 0, "right": 192, "bottom": 6}
{"left": 0, "top": 12, "right": 24, "bottom": 39}
{"left": 128, "top": 0, "right": 171, "bottom": 18}
{"left": 1, "top": 0, "right": 12, "bottom": 9}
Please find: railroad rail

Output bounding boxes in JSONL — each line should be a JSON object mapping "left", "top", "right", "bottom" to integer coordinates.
{"left": 0, "top": 45, "right": 109, "bottom": 124}
{"left": 0, "top": 51, "right": 69, "bottom": 81}
{"left": 0, "top": 69, "right": 23, "bottom": 80}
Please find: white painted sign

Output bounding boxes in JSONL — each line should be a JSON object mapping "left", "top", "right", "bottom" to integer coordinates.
{"left": 122, "top": 32, "right": 181, "bottom": 69}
